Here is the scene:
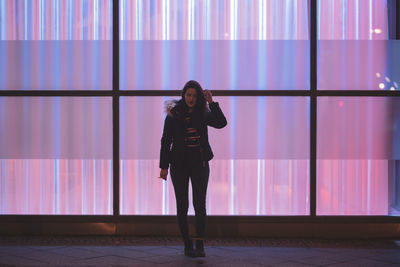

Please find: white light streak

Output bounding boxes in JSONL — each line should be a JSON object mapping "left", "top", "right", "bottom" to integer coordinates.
{"left": 258, "top": 0, "right": 262, "bottom": 39}
{"left": 369, "top": 0, "right": 372, "bottom": 39}
{"left": 230, "top": 160, "right": 235, "bottom": 214}
{"left": 120, "top": 0, "right": 124, "bottom": 40}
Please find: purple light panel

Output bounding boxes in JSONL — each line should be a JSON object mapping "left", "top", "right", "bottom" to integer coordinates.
{"left": 0, "top": 0, "right": 112, "bottom": 40}
{"left": 317, "top": 0, "right": 388, "bottom": 40}
{"left": 0, "top": 41, "right": 112, "bottom": 90}
{"left": 120, "top": 97, "right": 310, "bottom": 215}
{"left": 0, "top": 97, "right": 113, "bottom": 214}
{"left": 318, "top": 0, "right": 399, "bottom": 91}
{"left": 120, "top": 0, "right": 310, "bottom": 90}
{"left": 0, "top": 0, "right": 112, "bottom": 90}
{"left": 317, "top": 97, "right": 400, "bottom": 215}
{"left": 120, "top": 0, "right": 309, "bottom": 40}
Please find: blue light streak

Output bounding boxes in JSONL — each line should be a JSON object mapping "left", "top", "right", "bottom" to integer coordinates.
{"left": 0, "top": 0, "right": 5, "bottom": 40}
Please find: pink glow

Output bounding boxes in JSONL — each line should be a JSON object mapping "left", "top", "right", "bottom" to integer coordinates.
{"left": 120, "top": 0, "right": 309, "bottom": 40}
{"left": 317, "top": 97, "right": 399, "bottom": 215}
{"left": 120, "top": 96, "right": 310, "bottom": 215}
{"left": 120, "top": 40, "right": 309, "bottom": 90}
{"left": 0, "top": 97, "right": 112, "bottom": 159}
{"left": 318, "top": 0, "right": 387, "bottom": 40}
{"left": 318, "top": 41, "right": 387, "bottom": 90}
{"left": 0, "top": 0, "right": 112, "bottom": 40}
{"left": 0, "top": 41, "right": 112, "bottom": 90}
{"left": 0, "top": 97, "right": 113, "bottom": 214}
{"left": 0, "top": 159, "right": 112, "bottom": 214}
{"left": 317, "top": 160, "right": 388, "bottom": 215}
{"left": 120, "top": 159, "right": 309, "bottom": 215}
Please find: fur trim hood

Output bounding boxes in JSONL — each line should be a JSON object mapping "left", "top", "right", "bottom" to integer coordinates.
{"left": 164, "top": 99, "right": 180, "bottom": 117}
{"left": 164, "top": 99, "right": 209, "bottom": 117}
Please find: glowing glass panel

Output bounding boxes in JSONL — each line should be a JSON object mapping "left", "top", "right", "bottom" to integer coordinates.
{"left": 0, "top": 0, "right": 112, "bottom": 40}
{"left": 0, "top": 0, "right": 112, "bottom": 90}
{"left": 317, "top": 0, "right": 388, "bottom": 40}
{"left": 317, "top": 0, "right": 399, "bottom": 91}
{"left": 317, "top": 97, "right": 400, "bottom": 215}
{"left": 120, "top": 0, "right": 310, "bottom": 90}
{"left": 120, "top": 0, "right": 309, "bottom": 40}
{"left": 120, "top": 96, "right": 310, "bottom": 215}
{"left": 0, "top": 97, "right": 113, "bottom": 214}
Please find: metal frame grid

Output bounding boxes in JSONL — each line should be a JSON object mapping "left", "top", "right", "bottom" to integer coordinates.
{"left": 1, "top": 0, "right": 400, "bottom": 223}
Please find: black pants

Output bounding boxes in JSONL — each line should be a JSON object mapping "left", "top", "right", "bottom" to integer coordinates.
{"left": 170, "top": 148, "right": 209, "bottom": 241}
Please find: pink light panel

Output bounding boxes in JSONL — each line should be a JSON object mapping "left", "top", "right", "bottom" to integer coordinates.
{"left": 120, "top": 97, "right": 310, "bottom": 215}
{"left": 317, "top": 97, "right": 400, "bottom": 215}
{"left": 317, "top": 0, "right": 400, "bottom": 91}
{"left": 0, "top": 41, "right": 112, "bottom": 90}
{"left": 0, "top": 0, "right": 113, "bottom": 90}
{"left": 119, "top": 0, "right": 310, "bottom": 91}
{"left": 0, "top": 0, "right": 112, "bottom": 40}
{"left": 0, "top": 97, "right": 113, "bottom": 214}
{"left": 1, "top": 159, "right": 112, "bottom": 214}
{"left": 318, "top": 0, "right": 388, "bottom": 40}
{"left": 120, "top": 0, "right": 309, "bottom": 40}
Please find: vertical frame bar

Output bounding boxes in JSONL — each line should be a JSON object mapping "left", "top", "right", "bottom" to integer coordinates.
{"left": 388, "top": 0, "right": 397, "bottom": 39}
{"left": 397, "top": 0, "right": 400, "bottom": 39}
{"left": 113, "top": 0, "right": 120, "bottom": 216}
{"left": 310, "top": 0, "right": 317, "bottom": 216}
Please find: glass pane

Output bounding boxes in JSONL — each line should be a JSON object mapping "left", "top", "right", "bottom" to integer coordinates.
{"left": 317, "top": 97, "right": 400, "bottom": 215}
{"left": 0, "top": 97, "right": 113, "bottom": 214}
{"left": 0, "top": 0, "right": 112, "bottom": 90}
{"left": 120, "top": 0, "right": 310, "bottom": 90}
{"left": 120, "top": 96, "right": 310, "bottom": 215}
{"left": 317, "top": 0, "right": 399, "bottom": 91}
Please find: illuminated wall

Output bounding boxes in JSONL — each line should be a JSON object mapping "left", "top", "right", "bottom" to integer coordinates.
{"left": 120, "top": 96, "right": 310, "bottom": 215}
{"left": 0, "top": 97, "right": 113, "bottom": 214}
{"left": 0, "top": 0, "right": 399, "bottom": 216}
{"left": 317, "top": 0, "right": 399, "bottom": 91}
{"left": 317, "top": 97, "right": 400, "bottom": 215}
{"left": 0, "top": 0, "right": 112, "bottom": 90}
{"left": 119, "top": 0, "right": 310, "bottom": 90}
{"left": 0, "top": 0, "right": 112, "bottom": 40}
{"left": 316, "top": 0, "right": 400, "bottom": 215}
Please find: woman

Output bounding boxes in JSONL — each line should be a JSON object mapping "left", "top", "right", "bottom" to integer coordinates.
{"left": 159, "top": 80, "right": 227, "bottom": 257}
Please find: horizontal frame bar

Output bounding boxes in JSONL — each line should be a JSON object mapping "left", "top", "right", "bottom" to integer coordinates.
{"left": 1, "top": 215, "right": 399, "bottom": 223}
{"left": 1, "top": 90, "right": 400, "bottom": 97}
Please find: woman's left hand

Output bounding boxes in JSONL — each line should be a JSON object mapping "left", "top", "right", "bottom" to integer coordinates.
{"left": 203, "top": 90, "right": 213, "bottom": 104}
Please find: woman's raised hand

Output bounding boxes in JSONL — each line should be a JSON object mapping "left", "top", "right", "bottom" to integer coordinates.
{"left": 159, "top": 169, "right": 168, "bottom": 180}
{"left": 203, "top": 90, "right": 213, "bottom": 104}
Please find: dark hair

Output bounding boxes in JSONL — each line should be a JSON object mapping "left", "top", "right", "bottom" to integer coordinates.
{"left": 181, "top": 80, "right": 207, "bottom": 115}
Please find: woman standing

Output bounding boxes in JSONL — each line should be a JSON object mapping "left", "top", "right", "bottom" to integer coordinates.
{"left": 159, "top": 80, "right": 227, "bottom": 257}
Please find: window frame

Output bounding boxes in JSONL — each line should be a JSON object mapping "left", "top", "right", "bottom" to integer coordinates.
{"left": 0, "top": 0, "right": 400, "bottom": 223}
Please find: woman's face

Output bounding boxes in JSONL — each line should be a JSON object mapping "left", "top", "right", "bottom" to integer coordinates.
{"left": 184, "top": 88, "right": 197, "bottom": 110}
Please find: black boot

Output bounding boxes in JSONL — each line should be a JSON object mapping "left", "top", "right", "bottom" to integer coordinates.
{"left": 184, "top": 239, "right": 196, "bottom": 257}
{"left": 195, "top": 239, "right": 206, "bottom": 257}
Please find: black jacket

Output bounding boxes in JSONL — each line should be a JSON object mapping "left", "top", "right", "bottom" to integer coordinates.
{"left": 159, "top": 100, "right": 227, "bottom": 169}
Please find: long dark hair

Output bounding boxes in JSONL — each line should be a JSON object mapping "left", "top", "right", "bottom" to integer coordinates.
{"left": 181, "top": 80, "right": 207, "bottom": 115}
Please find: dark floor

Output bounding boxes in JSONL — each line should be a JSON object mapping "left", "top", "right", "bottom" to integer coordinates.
{"left": 0, "top": 236, "right": 399, "bottom": 266}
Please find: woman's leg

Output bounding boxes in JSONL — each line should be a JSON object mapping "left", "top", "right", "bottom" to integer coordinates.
{"left": 191, "top": 163, "right": 210, "bottom": 239}
{"left": 170, "top": 166, "right": 190, "bottom": 241}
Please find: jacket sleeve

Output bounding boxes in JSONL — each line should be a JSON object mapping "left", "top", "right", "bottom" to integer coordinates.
{"left": 206, "top": 102, "right": 227, "bottom": 129}
{"left": 159, "top": 115, "right": 173, "bottom": 169}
